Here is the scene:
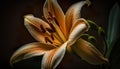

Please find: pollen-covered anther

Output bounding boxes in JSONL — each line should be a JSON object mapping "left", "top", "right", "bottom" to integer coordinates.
{"left": 47, "top": 12, "right": 55, "bottom": 22}
{"left": 40, "top": 25, "right": 46, "bottom": 33}
{"left": 50, "top": 34, "right": 54, "bottom": 40}
{"left": 48, "top": 12, "right": 54, "bottom": 18}
{"left": 42, "top": 16, "right": 49, "bottom": 23}
{"left": 53, "top": 17, "right": 59, "bottom": 26}
{"left": 47, "top": 17, "right": 54, "bottom": 22}
{"left": 45, "top": 37, "right": 53, "bottom": 44}
{"left": 46, "top": 28, "right": 55, "bottom": 33}
{"left": 49, "top": 23, "right": 56, "bottom": 32}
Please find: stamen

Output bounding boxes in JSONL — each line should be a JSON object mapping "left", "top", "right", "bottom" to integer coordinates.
{"left": 47, "top": 17, "right": 54, "bottom": 22}
{"left": 53, "top": 17, "right": 59, "bottom": 26}
{"left": 49, "top": 23, "right": 56, "bottom": 32}
{"left": 30, "top": 24, "right": 41, "bottom": 33}
{"left": 46, "top": 28, "right": 55, "bottom": 33}
{"left": 45, "top": 37, "right": 53, "bottom": 44}
{"left": 48, "top": 12, "right": 53, "bottom": 18}
{"left": 47, "top": 12, "right": 55, "bottom": 22}
{"left": 40, "top": 25, "right": 46, "bottom": 33}
{"left": 50, "top": 34, "right": 54, "bottom": 40}
{"left": 42, "top": 16, "right": 49, "bottom": 23}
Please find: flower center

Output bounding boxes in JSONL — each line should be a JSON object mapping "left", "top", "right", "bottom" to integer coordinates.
{"left": 42, "top": 12, "right": 66, "bottom": 45}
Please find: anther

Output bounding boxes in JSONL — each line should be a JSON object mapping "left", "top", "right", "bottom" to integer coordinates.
{"left": 53, "top": 17, "right": 59, "bottom": 26}
{"left": 46, "top": 28, "right": 54, "bottom": 33}
{"left": 30, "top": 24, "right": 41, "bottom": 33}
{"left": 49, "top": 23, "right": 56, "bottom": 32}
{"left": 50, "top": 34, "right": 54, "bottom": 40}
{"left": 48, "top": 12, "right": 53, "bottom": 18}
{"left": 42, "top": 16, "right": 49, "bottom": 23}
{"left": 40, "top": 25, "right": 46, "bottom": 33}
{"left": 47, "top": 17, "right": 54, "bottom": 21}
{"left": 45, "top": 37, "right": 53, "bottom": 44}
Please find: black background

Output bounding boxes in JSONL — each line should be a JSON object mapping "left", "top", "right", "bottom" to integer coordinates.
{"left": 1, "top": 0, "right": 120, "bottom": 69}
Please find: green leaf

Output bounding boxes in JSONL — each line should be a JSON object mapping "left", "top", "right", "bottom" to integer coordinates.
{"left": 106, "top": 3, "right": 120, "bottom": 57}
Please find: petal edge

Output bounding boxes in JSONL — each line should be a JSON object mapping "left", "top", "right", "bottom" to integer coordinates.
{"left": 10, "top": 42, "right": 55, "bottom": 65}
{"left": 71, "top": 39, "right": 108, "bottom": 65}
{"left": 41, "top": 42, "right": 67, "bottom": 69}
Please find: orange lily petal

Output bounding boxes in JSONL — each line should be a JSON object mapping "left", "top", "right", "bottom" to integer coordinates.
{"left": 43, "top": 0, "right": 66, "bottom": 37}
{"left": 43, "top": 0, "right": 54, "bottom": 19}
{"left": 24, "top": 15, "right": 60, "bottom": 44}
{"left": 41, "top": 42, "right": 68, "bottom": 69}
{"left": 71, "top": 39, "right": 108, "bottom": 65}
{"left": 10, "top": 42, "right": 56, "bottom": 65}
{"left": 68, "top": 19, "right": 89, "bottom": 46}
{"left": 65, "top": 0, "right": 90, "bottom": 37}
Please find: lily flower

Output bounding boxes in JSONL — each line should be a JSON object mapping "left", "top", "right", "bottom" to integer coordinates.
{"left": 10, "top": 0, "right": 108, "bottom": 69}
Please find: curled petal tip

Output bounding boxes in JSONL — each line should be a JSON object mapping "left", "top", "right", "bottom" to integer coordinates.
{"left": 24, "top": 14, "right": 33, "bottom": 18}
{"left": 80, "top": 18, "right": 90, "bottom": 31}
{"left": 24, "top": 14, "right": 34, "bottom": 23}
{"left": 86, "top": 0, "right": 91, "bottom": 6}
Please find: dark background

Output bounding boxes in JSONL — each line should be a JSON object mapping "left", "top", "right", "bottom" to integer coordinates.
{"left": 1, "top": 0, "right": 119, "bottom": 69}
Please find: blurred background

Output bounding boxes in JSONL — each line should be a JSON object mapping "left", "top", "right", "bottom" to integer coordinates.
{"left": 1, "top": 0, "right": 119, "bottom": 69}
